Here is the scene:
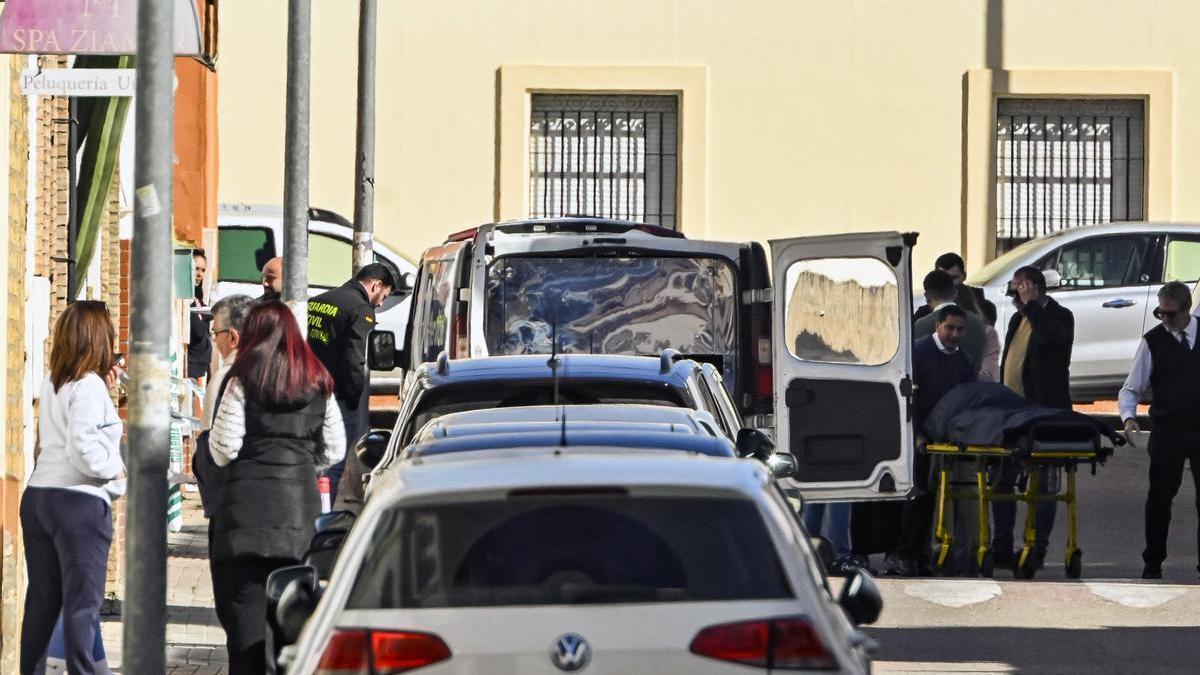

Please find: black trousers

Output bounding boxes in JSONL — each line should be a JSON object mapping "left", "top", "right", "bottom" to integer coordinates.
{"left": 325, "top": 397, "right": 366, "bottom": 506}
{"left": 212, "top": 556, "right": 296, "bottom": 675}
{"left": 1143, "top": 424, "right": 1200, "bottom": 567}
{"left": 19, "top": 487, "right": 113, "bottom": 675}
{"left": 897, "top": 453, "right": 935, "bottom": 563}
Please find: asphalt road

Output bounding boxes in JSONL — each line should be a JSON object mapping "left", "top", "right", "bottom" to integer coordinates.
{"left": 864, "top": 431, "right": 1200, "bottom": 674}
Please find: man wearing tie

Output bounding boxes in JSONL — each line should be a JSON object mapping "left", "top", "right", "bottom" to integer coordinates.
{"left": 1120, "top": 281, "right": 1200, "bottom": 579}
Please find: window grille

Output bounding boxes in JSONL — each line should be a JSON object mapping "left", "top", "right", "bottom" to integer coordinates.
{"left": 995, "top": 98, "right": 1145, "bottom": 253}
{"left": 529, "top": 94, "right": 678, "bottom": 228}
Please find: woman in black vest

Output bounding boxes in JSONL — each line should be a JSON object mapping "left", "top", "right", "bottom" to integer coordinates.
{"left": 208, "top": 300, "right": 346, "bottom": 674}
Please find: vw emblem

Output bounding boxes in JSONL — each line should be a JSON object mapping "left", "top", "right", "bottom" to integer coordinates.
{"left": 551, "top": 633, "right": 591, "bottom": 672}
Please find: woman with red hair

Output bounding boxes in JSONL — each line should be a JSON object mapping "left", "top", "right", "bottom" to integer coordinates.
{"left": 208, "top": 301, "right": 346, "bottom": 674}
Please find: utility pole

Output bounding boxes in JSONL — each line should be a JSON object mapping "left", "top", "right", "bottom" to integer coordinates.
{"left": 283, "top": 0, "right": 312, "bottom": 324}
{"left": 125, "top": 0, "right": 175, "bottom": 670}
{"left": 351, "top": 0, "right": 378, "bottom": 273}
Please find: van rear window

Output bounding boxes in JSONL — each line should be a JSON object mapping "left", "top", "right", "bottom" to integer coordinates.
{"left": 484, "top": 256, "right": 736, "bottom": 373}
{"left": 346, "top": 496, "right": 791, "bottom": 608}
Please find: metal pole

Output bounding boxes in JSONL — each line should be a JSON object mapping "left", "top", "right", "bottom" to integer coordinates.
{"left": 125, "top": 0, "right": 175, "bottom": 670}
{"left": 351, "top": 0, "right": 378, "bottom": 273}
{"left": 283, "top": 0, "right": 312, "bottom": 324}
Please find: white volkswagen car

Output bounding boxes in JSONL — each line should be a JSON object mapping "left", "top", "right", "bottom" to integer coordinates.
{"left": 273, "top": 451, "right": 881, "bottom": 674}
{"left": 968, "top": 222, "right": 1200, "bottom": 401}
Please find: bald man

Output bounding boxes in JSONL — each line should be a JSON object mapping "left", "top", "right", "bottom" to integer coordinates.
{"left": 260, "top": 257, "right": 283, "bottom": 301}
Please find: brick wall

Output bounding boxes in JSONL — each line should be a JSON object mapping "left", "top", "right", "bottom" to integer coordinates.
{"left": 102, "top": 170, "right": 123, "bottom": 598}
{"left": 1, "top": 55, "right": 30, "bottom": 675}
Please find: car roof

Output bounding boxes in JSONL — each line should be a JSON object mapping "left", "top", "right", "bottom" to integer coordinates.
{"left": 971, "top": 221, "right": 1200, "bottom": 284}
{"left": 414, "top": 353, "right": 702, "bottom": 390}
{"left": 368, "top": 451, "right": 771, "bottom": 504}
{"left": 447, "top": 217, "right": 749, "bottom": 260}
{"left": 420, "top": 403, "right": 719, "bottom": 430}
{"left": 406, "top": 405, "right": 735, "bottom": 459}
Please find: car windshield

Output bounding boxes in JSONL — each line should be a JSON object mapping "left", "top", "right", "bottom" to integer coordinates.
{"left": 970, "top": 233, "right": 1066, "bottom": 285}
{"left": 346, "top": 495, "right": 791, "bottom": 608}
{"left": 404, "top": 381, "right": 688, "bottom": 443}
{"left": 484, "top": 256, "right": 737, "bottom": 382}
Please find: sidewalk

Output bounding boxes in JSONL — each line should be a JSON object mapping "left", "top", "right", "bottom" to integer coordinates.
{"left": 101, "top": 491, "right": 227, "bottom": 674}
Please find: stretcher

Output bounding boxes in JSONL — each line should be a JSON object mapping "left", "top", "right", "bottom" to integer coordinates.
{"left": 925, "top": 421, "right": 1118, "bottom": 580}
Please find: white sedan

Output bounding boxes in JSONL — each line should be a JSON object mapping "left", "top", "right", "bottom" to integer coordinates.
{"left": 272, "top": 450, "right": 881, "bottom": 674}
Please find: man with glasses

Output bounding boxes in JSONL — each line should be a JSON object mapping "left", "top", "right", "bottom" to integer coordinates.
{"left": 1119, "top": 281, "right": 1200, "bottom": 579}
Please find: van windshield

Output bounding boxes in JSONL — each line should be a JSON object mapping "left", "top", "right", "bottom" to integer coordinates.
{"left": 484, "top": 256, "right": 737, "bottom": 379}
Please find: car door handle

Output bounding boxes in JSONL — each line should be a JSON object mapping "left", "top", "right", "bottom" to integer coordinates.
{"left": 1102, "top": 299, "right": 1136, "bottom": 308}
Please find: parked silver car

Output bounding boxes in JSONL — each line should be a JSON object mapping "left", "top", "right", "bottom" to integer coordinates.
{"left": 271, "top": 451, "right": 880, "bottom": 674}
{"left": 968, "top": 222, "right": 1200, "bottom": 401}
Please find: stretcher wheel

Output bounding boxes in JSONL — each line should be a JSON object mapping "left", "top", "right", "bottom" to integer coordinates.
{"left": 1066, "top": 550, "right": 1083, "bottom": 579}
{"left": 1015, "top": 551, "right": 1038, "bottom": 580}
{"left": 979, "top": 551, "right": 995, "bottom": 578}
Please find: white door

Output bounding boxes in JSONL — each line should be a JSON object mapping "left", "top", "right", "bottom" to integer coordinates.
{"left": 771, "top": 232, "right": 916, "bottom": 502}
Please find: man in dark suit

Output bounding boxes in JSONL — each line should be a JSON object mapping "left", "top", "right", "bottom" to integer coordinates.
{"left": 992, "top": 265, "right": 1075, "bottom": 569}
{"left": 913, "top": 252, "right": 982, "bottom": 320}
{"left": 896, "top": 305, "right": 978, "bottom": 576}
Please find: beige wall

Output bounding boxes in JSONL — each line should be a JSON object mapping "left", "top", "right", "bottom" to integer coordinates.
{"left": 217, "top": 0, "right": 1200, "bottom": 274}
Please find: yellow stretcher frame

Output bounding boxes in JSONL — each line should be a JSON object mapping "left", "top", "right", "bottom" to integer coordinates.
{"left": 925, "top": 442, "right": 1110, "bottom": 579}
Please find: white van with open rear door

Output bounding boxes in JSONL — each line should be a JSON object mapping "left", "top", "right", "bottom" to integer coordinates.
{"left": 772, "top": 232, "right": 917, "bottom": 502}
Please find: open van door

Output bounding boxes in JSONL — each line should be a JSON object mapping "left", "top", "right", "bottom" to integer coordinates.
{"left": 771, "top": 231, "right": 917, "bottom": 502}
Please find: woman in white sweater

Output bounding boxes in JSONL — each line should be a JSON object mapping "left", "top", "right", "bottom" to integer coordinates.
{"left": 21, "top": 301, "right": 125, "bottom": 675}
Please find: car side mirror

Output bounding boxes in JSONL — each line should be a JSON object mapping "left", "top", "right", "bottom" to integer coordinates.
{"left": 394, "top": 272, "right": 414, "bottom": 297}
{"left": 1043, "top": 269, "right": 1062, "bottom": 290}
{"left": 838, "top": 569, "right": 883, "bottom": 626}
{"left": 767, "top": 451, "right": 798, "bottom": 479}
{"left": 313, "top": 509, "right": 356, "bottom": 534}
{"left": 736, "top": 428, "right": 775, "bottom": 461}
{"left": 368, "top": 330, "right": 398, "bottom": 371}
{"left": 355, "top": 429, "right": 392, "bottom": 470}
{"left": 304, "top": 529, "right": 350, "bottom": 581}
{"left": 267, "top": 564, "right": 320, "bottom": 648}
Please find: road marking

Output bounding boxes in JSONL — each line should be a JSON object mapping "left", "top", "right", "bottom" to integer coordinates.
{"left": 875, "top": 662, "right": 1016, "bottom": 674}
{"left": 1085, "top": 582, "right": 1188, "bottom": 608}
{"left": 903, "top": 580, "right": 1003, "bottom": 607}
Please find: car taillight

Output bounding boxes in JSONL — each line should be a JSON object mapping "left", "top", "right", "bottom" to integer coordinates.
{"left": 751, "top": 312, "right": 773, "bottom": 408}
{"left": 690, "top": 617, "right": 837, "bottom": 670}
{"left": 317, "top": 629, "right": 451, "bottom": 674}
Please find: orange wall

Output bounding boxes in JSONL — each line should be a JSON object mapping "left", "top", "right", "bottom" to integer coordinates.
{"left": 173, "top": 58, "right": 218, "bottom": 248}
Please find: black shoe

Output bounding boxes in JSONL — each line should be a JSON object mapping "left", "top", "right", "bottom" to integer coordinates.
{"left": 917, "top": 560, "right": 935, "bottom": 577}
{"left": 1142, "top": 564, "right": 1163, "bottom": 580}
{"left": 993, "top": 548, "right": 1016, "bottom": 569}
{"left": 1032, "top": 549, "right": 1047, "bottom": 571}
{"left": 898, "top": 556, "right": 921, "bottom": 577}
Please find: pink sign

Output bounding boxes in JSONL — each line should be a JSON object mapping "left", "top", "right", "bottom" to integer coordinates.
{"left": 0, "top": 0, "right": 201, "bottom": 56}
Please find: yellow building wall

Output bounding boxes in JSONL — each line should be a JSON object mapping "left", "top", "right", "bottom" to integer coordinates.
{"left": 216, "top": 0, "right": 1200, "bottom": 274}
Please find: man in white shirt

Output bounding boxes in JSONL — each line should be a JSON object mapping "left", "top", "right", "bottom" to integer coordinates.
{"left": 1118, "top": 281, "right": 1200, "bottom": 579}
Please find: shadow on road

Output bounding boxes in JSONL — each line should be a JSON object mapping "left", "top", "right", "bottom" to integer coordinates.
{"left": 867, "top": 625, "right": 1200, "bottom": 674}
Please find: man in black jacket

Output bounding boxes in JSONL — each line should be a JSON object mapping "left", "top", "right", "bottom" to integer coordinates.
{"left": 1119, "top": 282, "right": 1200, "bottom": 579}
{"left": 307, "top": 263, "right": 395, "bottom": 503}
{"left": 993, "top": 265, "right": 1075, "bottom": 569}
{"left": 913, "top": 252, "right": 982, "bottom": 320}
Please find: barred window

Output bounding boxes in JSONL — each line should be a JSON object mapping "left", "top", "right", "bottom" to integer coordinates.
{"left": 529, "top": 94, "right": 678, "bottom": 228}
{"left": 995, "top": 98, "right": 1145, "bottom": 254}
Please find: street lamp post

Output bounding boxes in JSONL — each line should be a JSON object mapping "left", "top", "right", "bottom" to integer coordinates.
{"left": 124, "top": 0, "right": 176, "bottom": 670}
{"left": 351, "top": 0, "right": 378, "bottom": 273}
{"left": 283, "top": 0, "right": 312, "bottom": 324}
